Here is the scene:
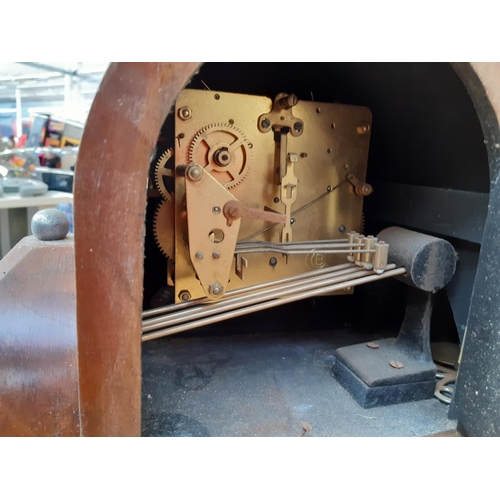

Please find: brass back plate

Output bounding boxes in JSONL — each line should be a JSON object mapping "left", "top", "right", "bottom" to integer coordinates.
{"left": 174, "top": 89, "right": 372, "bottom": 302}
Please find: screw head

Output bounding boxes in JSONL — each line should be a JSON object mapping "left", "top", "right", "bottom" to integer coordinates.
{"left": 227, "top": 205, "right": 241, "bottom": 218}
{"left": 261, "top": 118, "right": 271, "bottom": 129}
{"left": 338, "top": 224, "right": 346, "bottom": 233}
{"left": 179, "top": 290, "right": 191, "bottom": 302}
{"left": 389, "top": 360, "right": 404, "bottom": 369}
{"left": 300, "top": 152, "right": 307, "bottom": 158}
{"left": 187, "top": 165, "right": 203, "bottom": 181}
{"left": 212, "top": 251, "right": 221, "bottom": 259}
{"left": 290, "top": 218, "right": 295, "bottom": 225}
{"left": 209, "top": 283, "right": 223, "bottom": 296}
{"left": 327, "top": 185, "right": 333, "bottom": 192}
{"left": 367, "top": 342, "right": 379, "bottom": 349}
{"left": 269, "top": 257, "right": 278, "bottom": 267}
{"left": 212, "top": 206, "right": 221, "bottom": 214}
{"left": 294, "top": 122, "right": 303, "bottom": 132}
{"left": 274, "top": 197, "right": 280, "bottom": 203}
{"left": 357, "top": 124, "right": 370, "bottom": 134}
{"left": 195, "top": 251, "right": 204, "bottom": 260}
{"left": 179, "top": 106, "right": 192, "bottom": 120}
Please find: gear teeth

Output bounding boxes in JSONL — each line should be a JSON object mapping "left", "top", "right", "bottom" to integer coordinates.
{"left": 188, "top": 122, "right": 252, "bottom": 189}
{"left": 154, "top": 147, "right": 174, "bottom": 202}
{"left": 153, "top": 200, "right": 175, "bottom": 263}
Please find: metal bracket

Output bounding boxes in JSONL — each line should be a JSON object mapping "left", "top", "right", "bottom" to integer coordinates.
{"left": 257, "top": 93, "right": 304, "bottom": 137}
{"left": 181, "top": 163, "right": 241, "bottom": 299}
{"left": 333, "top": 287, "right": 438, "bottom": 408}
{"left": 281, "top": 153, "right": 299, "bottom": 242}
{"left": 235, "top": 254, "right": 248, "bottom": 281}
{"left": 347, "top": 173, "right": 373, "bottom": 196}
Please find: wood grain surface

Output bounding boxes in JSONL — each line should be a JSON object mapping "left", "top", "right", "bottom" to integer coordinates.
{"left": 74, "top": 63, "right": 200, "bottom": 436}
{"left": 0, "top": 236, "right": 79, "bottom": 436}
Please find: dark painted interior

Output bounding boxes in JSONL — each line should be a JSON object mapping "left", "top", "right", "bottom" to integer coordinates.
{"left": 141, "top": 62, "right": 492, "bottom": 436}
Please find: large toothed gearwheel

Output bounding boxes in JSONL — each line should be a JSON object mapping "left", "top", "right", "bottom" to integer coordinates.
{"left": 153, "top": 200, "right": 175, "bottom": 263}
{"left": 188, "top": 123, "right": 252, "bottom": 189}
{"left": 154, "top": 148, "right": 174, "bottom": 203}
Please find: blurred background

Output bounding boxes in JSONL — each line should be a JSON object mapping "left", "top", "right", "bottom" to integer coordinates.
{"left": 0, "top": 62, "right": 109, "bottom": 137}
{"left": 0, "top": 62, "right": 109, "bottom": 256}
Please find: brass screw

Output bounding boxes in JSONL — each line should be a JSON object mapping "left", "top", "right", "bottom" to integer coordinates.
{"left": 195, "top": 251, "right": 204, "bottom": 260}
{"left": 367, "top": 342, "right": 379, "bottom": 349}
{"left": 187, "top": 165, "right": 203, "bottom": 181}
{"left": 357, "top": 124, "right": 370, "bottom": 134}
{"left": 179, "top": 107, "right": 192, "bottom": 120}
{"left": 225, "top": 203, "right": 242, "bottom": 220}
{"left": 361, "top": 184, "right": 373, "bottom": 196}
{"left": 390, "top": 360, "right": 404, "bottom": 369}
{"left": 209, "top": 283, "right": 223, "bottom": 296}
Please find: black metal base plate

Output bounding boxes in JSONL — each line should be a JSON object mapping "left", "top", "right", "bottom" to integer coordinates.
{"left": 333, "top": 358, "right": 436, "bottom": 409}
{"left": 333, "top": 338, "right": 437, "bottom": 408}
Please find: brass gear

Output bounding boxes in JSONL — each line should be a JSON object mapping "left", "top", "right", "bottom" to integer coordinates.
{"left": 153, "top": 200, "right": 175, "bottom": 263}
{"left": 154, "top": 148, "right": 174, "bottom": 203}
{"left": 188, "top": 123, "right": 252, "bottom": 189}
